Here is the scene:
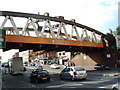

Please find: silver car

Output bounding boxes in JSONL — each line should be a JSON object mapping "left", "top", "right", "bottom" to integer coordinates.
{"left": 50, "top": 64, "right": 60, "bottom": 69}
{"left": 59, "top": 66, "right": 87, "bottom": 80}
{"left": 112, "top": 82, "right": 120, "bottom": 90}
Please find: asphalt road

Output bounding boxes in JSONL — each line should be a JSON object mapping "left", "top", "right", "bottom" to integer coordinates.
{"left": 1, "top": 65, "right": 119, "bottom": 90}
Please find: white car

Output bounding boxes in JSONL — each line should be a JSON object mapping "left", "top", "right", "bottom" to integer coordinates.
{"left": 112, "top": 82, "right": 120, "bottom": 90}
{"left": 50, "top": 64, "right": 60, "bottom": 69}
{"left": 59, "top": 66, "right": 87, "bottom": 80}
{"left": 34, "top": 65, "right": 43, "bottom": 70}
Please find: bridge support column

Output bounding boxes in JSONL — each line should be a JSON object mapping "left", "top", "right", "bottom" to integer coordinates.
{"left": 71, "top": 50, "right": 118, "bottom": 70}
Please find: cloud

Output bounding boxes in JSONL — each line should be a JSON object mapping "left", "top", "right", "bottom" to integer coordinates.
{"left": 0, "top": 49, "right": 19, "bottom": 62}
{"left": 0, "top": 0, "right": 118, "bottom": 62}
{"left": 0, "top": 0, "right": 118, "bottom": 33}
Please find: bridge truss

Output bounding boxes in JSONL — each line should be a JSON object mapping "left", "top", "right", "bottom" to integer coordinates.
{"left": 0, "top": 11, "right": 106, "bottom": 51}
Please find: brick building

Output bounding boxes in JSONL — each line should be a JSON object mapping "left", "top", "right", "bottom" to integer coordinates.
{"left": 29, "top": 50, "right": 58, "bottom": 60}
{"left": 13, "top": 50, "right": 58, "bottom": 65}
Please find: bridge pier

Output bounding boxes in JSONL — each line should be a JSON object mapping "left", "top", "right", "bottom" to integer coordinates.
{"left": 72, "top": 49, "right": 119, "bottom": 70}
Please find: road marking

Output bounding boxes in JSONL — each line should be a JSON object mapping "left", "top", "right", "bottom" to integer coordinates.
{"left": 26, "top": 82, "right": 37, "bottom": 88}
{"left": 13, "top": 75, "right": 39, "bottom": 88}
{"left": 98, "top": 86, "right": 106, "bottom": 88}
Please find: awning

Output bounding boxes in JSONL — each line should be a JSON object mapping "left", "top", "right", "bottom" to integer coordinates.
{"left": 38, "top": 58, "right": 48, "bottom": 60}
{"left": 48, "top": 57, "right": 59, "bottom": 59}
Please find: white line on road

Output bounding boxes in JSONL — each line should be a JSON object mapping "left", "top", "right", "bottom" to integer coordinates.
{"left": 26, "top": 82, "right": 37, "bottom": 88}
{"left": 98, "top": 86, "right": 107, "bottom": 88}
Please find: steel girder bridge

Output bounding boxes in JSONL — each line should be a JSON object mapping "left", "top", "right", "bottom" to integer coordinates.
{"left": 0, "top": 11, "right": 106, "bottom": 52}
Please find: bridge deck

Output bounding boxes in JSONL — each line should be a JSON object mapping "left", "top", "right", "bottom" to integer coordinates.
{"left": 6, "top": 35, "right": 103, "bottom": 48}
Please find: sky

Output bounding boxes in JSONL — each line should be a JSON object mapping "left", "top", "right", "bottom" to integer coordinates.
{"left": 0, "top": 0, "right": 119, "bottom": 62}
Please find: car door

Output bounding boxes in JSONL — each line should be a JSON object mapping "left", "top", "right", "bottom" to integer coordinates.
{"left": 61, "top": 68, "right": 71, "bottom": 79}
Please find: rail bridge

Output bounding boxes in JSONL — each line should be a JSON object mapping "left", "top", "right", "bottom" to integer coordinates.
{"left": 0, "top": 11, "right": 106, "bottom": 52}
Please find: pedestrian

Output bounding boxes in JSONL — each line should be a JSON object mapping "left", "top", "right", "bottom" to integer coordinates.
{"left": 4, "top": 64, "right": 8, "bottom": 74}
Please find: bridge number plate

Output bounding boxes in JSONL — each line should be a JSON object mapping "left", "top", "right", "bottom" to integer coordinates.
{"left": 0, "top": 29, "right": 6, "bottom": 48}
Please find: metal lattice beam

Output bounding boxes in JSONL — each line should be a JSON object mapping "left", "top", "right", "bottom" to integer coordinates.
{"left": 0, "top": 11, "right": 106, "bottom": 44}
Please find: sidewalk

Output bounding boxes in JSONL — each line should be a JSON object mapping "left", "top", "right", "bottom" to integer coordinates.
{"left": 87, "top": 68, "right": 120, "bottom": 77}
{"left": 0, "top": 68, "right": 2, "bottom": 90}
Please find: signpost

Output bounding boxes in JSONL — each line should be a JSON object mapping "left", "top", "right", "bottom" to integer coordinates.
{"left": 116, "top": 35, "right": 120, "bottom": 50}
{"left": 0, "top": 29, "right": 6, "bottom": 48}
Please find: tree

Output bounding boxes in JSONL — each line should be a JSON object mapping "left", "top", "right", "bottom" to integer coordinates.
{"left": 105, "top": 33, "right": 116, "bottom": 49}
{"left": 116, "top": 26, "right": 120, "bottom": 35}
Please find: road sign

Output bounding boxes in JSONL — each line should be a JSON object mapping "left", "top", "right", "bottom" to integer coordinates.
{"left": 0, "top": 29, "right": 6, "bottom": 48}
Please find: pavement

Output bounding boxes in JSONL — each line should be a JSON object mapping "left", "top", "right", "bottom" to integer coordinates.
{"left": 0, "top": 68, "right": 2, "bottom": 90}
{"left": 87, "top": 68, "right": 120, "bottom": 77}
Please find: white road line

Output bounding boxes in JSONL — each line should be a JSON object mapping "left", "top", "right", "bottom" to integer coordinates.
{"left": 26, "top": 82, "right": 37, "bottom": 88}
{"left": 98, "top": 86, "right": 107, "bottom": 88}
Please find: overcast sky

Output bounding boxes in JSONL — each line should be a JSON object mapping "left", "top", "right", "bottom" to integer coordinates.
{"left": 0, "top": 0, "right": 119, "bottom": 62}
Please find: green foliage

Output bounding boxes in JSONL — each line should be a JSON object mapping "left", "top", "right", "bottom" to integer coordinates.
{"left": 105, "top": 33, "right": 116, "bottom": 49}
{"left": 116, "top": 26, "right": 120, "bottom": 35}
{"left": 83, "top": 37, "right": 90, "bottom": 42}
{"left": 2, "top": 62, "right": 8, "bottom": 64}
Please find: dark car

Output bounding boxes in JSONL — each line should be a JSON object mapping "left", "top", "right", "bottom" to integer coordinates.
{"left": 94, "top": 64, "right": 110, "bottom": 70}
{"left": 30, "top": 70, "right": 50, "bottom": 83}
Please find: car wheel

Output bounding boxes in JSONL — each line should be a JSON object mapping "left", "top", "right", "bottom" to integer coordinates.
{"left": 112, "top": 88, "right": 118, "bottom": 90}
{"left": 82, "top": 78, "right": 86, "bottom": 80}
{"left": 30, "top": 79, "right": 35, "bottom": 82}
{"left": 35, "top": 79, "right": 38, "bottom": 83}
{"left": 71, "top": 77, "right": 75, "bottom": 81}
{"left": 47, "top": 78, "right": 50, "bottom": 82}
{"left": 30, "top": 79, "right": 33, "bottom": 82}
{"left": 59, "top": 75, "right": 63, "bottom": 80}
{"left": 30, "top": 78, "right": 35, "bottom": 83}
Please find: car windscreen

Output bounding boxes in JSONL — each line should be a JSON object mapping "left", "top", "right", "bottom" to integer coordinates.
{"left": 38, "top": 71, "right": 49, "bottom": 74}
{"left": 53, "top": 64, "right": 58, "bottom": 66}
{"left": 74, "top": 67, "right": 85, "bottom": 71}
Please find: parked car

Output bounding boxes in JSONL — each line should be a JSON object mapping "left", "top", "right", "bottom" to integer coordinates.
{"left": 59, "top": 66, "right": 87, "bottom": 80}
{"left": 24, "top": 63, "right": 28, "bottom": 66}
{"left": 50, "top": 64, "right": 60, "bottom": 69}
{"left": 94, "top": 64, "right": 110, "bottom": 70}
{"left": 31, "top": 63, "right": 36, "bottom": 66}
{"left": 30, "top": 70, "right": 50, "bottom": 83}
{"left": 112, "top": 82, "right": 120, "bottom": 90}
{"left": 47, "top": 61, "right": 53, "bottom": 65}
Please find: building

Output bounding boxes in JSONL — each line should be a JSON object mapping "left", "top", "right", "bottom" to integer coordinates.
{"left": 72, "top": 52, "right": 96, "bottom": 70}
{"left": 19, "top": 50, "right": 29, "bottom": 65}
{"left": 12, "top": 50, "right": 72, "bottom": 65}
{"left": 57, "top": 51, "right": 71, "bottom": 65}
{"left": 27, "top": 50, "right": 58, "bottom": 65}
{"left": 12, "top": 52, "right": 19, "bottom": 58}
